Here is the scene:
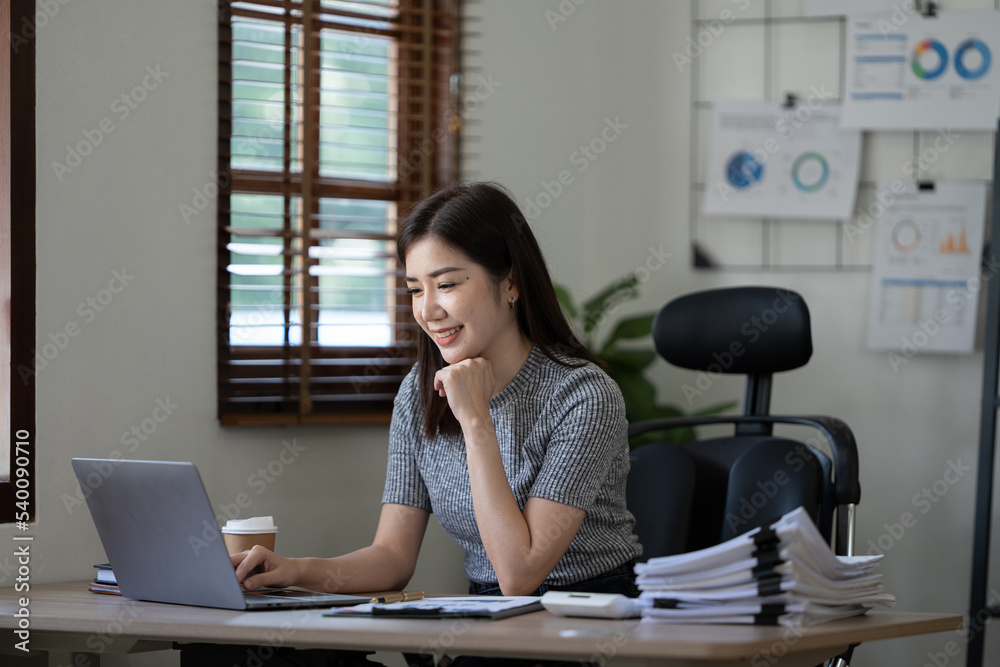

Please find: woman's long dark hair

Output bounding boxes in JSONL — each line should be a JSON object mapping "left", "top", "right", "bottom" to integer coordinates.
{"left": 397, "top": 182, "right": 599, "bottom": 438}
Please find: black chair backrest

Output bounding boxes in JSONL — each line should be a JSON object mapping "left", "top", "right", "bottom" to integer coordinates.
{"left": 652, "top": 286, "right": 812, "bottom": 417}
{"left": 653, "top": 286, "right": 812, "bottom": 376}
{"left": 628, "top": 286, "right": 852, "bottom": 560}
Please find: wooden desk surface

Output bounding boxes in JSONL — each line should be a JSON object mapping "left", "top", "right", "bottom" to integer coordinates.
{"left": 0, "top": 582, "right": 963, "bottom": 666}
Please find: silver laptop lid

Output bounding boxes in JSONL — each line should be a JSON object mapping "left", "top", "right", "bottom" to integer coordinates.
{"left": 72, "top": 458, "right": 249, "bottom": 610}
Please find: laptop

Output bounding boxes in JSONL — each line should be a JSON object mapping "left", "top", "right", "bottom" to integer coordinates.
{"left": 71, "top": 458, "right": 370, "bottom": 610}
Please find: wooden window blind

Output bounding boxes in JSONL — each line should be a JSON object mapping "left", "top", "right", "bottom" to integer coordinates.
{"left": 217, "top": 0, "right": 461, "bottom": 425}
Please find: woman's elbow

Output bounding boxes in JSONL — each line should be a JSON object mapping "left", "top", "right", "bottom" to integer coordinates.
{"left": 496, "top": 570, "right": 545, "bottom": 597}
{"left": 370, "top": 543, "right": 417, "bottom": 592}
{"left": 386, "top": 560, "right": 417, "bottom": 592}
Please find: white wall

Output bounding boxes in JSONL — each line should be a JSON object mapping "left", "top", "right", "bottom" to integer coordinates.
{"left": 464, "top": 1, "right": 998, "bottom": 666}
{"left": 6, "top": 0, "right": 998, "bottom": 666}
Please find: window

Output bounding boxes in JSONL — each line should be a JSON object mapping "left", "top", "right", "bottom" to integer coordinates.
{"left": 217, "top": 0, "right": 461, "bottom": 425}
{"left": 1, "top": 0, "right": 36, "bottom": 524}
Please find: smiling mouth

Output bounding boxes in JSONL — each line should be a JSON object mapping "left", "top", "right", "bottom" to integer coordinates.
{"left": 434, "top": 325, "right": 463, "bottom": 341}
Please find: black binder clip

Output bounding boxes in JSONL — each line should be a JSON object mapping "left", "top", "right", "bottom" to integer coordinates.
{"left": 918, "top": 180, "right": 936, "bottom": 191}
{"left": 918, "top": 0, "right": 937, "bottom": 17}
{"left": 783, "top": 92, "right": 798, "bottom": 109}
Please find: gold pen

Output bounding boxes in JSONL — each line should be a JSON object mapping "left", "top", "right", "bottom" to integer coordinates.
{"left": 369, "top": 591, "right": 425, "bottom": 604}
{"left": 369, "top": 594, "right": 405, "bottom": 604}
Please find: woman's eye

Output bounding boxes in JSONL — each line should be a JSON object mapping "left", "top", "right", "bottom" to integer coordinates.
{"left": 438, "top": 283, "right": 455, "bottom": 290}
{"left": 406, "top": 288, "right": 421, "bottom": 296}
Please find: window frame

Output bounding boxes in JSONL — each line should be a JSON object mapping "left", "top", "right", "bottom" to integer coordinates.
{"left": 1, "top": 0, "right": 37, "bottom": 524}
{"left": 216, "top": 0, "right": 460, "bottom": 426}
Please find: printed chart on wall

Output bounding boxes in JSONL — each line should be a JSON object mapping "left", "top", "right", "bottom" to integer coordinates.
{"left": 842, "top": 10, "right": 1000, "bottom": 129}
{"left": 702, "top": 102, "right": 861, "bottom": 220}
{"left": 866, "top": 182, "right": 987, "bottom": 355}
{"left": 803, "top": 0, "right": 897, "bottom": 18}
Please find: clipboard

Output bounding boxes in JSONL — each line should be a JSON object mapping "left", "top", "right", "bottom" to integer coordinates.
{"left": 323, "top": 596, "right": 544, "bottom": 619}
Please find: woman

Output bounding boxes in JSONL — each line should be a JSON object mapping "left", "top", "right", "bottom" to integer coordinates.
{"left": 233, "top": 182, "right": 641, "bottom": 598}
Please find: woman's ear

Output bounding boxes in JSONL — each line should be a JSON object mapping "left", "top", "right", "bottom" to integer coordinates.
{"left": 504, "top": 272, "right": 520, "bottom": 304}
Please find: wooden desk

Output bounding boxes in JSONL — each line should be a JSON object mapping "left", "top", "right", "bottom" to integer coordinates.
{"left": 0, "top": 582, "right": 962, "bottom": 666}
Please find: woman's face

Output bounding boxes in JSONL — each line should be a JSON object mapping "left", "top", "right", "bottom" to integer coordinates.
{"left": 404, "top": 236, "right": 519, "bottom": 365}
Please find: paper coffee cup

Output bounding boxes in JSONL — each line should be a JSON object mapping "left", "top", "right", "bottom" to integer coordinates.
{"left": 222, "top": 516, "right": 278, "bottom": 554}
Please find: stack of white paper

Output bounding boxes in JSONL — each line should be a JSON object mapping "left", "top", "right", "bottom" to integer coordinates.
{"left": 634, "top": 507, "right": 894, "bottom": 627}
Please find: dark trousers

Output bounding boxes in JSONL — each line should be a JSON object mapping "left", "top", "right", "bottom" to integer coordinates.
{"left": 466, "top": 559, "right": 638, "bottom": 598}
{"left": 444, "top": 560, "right": 638, "bottom": 667}
{"left": 178, "top": 643, "right": 382, "bottom": 667}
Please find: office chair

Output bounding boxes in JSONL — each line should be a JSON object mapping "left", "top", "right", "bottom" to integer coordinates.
{"left": 627, "top": 287, "right": 861, "bottom": 667}
{"left": 627, "top": 286, "right": 860, "bottom": 560}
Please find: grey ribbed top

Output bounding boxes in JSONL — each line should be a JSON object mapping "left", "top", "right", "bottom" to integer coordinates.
{"left": 382, "top": 345, "right": 642, "bottom": 586}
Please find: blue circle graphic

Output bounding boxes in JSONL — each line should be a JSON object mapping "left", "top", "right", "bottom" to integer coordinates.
{"left": 955, "top": 38, "right": 991, "bottom": 80}
{"left": 726, "top": 151, "right": 764, "bottom": 189}
{"left": 791, "top": 152, "right": 829, "bottom": 193}
{"left": 911, "top": 39, "right": 948, "bottom": 80}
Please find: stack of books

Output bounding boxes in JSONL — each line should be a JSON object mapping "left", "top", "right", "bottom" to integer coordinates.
{"left": 635, "top": 506, "right": 895, "bottom": 627}
{"left": 89, "top": 563, "right": 121, "bottom": 596}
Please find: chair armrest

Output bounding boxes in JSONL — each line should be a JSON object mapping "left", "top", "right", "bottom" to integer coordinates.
{"left": 628, "top": 415, "right": 861, "bottom": 506}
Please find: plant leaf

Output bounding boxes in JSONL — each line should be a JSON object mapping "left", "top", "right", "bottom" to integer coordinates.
{"left": 567, "top": 274, "right": 726, "bottom": 452}
{"left": 600, "top": 312, "right": 655, "bottom": 354}
{"left": 606, "top": 369, "right": 657, "bottom": 422}
{"left": 581, "top": 274, "right": 639, "bottom": 334}
{"left": 553, "top": 283, "right": 578, "bottom": 320}
{"left": 603, "top": 349, "right": 657, "bottom": 372}
{"left": 628, "top": 404, "right": 698, "bottom": 449}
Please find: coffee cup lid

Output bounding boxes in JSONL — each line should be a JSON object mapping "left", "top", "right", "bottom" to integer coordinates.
{"left": 222, "top": 516, "right": 278, "bottom": 534}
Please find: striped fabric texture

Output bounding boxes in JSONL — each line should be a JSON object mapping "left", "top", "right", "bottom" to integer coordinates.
{"left": 382, "top": 346, "right": 642, "bottom": 586}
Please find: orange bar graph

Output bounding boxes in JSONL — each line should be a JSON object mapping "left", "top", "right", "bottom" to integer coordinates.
{"left": 940, "top": 226, "right": 970, "bottom": 254}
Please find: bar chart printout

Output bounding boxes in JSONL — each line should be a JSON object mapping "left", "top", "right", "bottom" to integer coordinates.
{"left": 866, "top": 182, "right": 987, "bottom": 355}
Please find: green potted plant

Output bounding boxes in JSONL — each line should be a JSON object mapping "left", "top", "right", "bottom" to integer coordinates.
{"left": 555, "top": 274, "right": 733, "bottom": 447}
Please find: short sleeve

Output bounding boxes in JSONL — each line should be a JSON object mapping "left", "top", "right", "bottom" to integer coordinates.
{"left": 381, "top": 368, "right": 433, "bottom": 512}
{"left": 528, "top": 367, "right": 629, "bottom": 510}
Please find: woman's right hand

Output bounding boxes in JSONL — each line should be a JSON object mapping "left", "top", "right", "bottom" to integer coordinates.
{"left": 230, "top": 545, "right": 299, "bottom": 590}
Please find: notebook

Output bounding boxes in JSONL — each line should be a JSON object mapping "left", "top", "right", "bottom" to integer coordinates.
{"left": 71, "top": 458, "right": 370, "bottom": 610}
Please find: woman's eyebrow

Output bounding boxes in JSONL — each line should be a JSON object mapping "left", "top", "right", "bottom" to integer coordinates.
{"left": 404, "top": 266, "right": 464, "bottom": 282}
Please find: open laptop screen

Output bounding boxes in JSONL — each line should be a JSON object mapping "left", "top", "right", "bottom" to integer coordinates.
{"left": 71, "top": 458, "right": 366, "bottom": 610}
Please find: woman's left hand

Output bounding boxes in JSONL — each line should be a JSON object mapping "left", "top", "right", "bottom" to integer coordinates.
{"left": 434, "top": 357, "right": 495, "bottom": 426}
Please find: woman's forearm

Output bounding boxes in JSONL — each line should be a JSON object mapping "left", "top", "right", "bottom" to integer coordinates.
{"left": 295, "top": 503, "right": 429, "bottom": 593}
{"left": 294, "top": 543, "right": 415, "bottom": 593}
{"left": 463, "top": 417, "right": 583, "bottom": 595}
